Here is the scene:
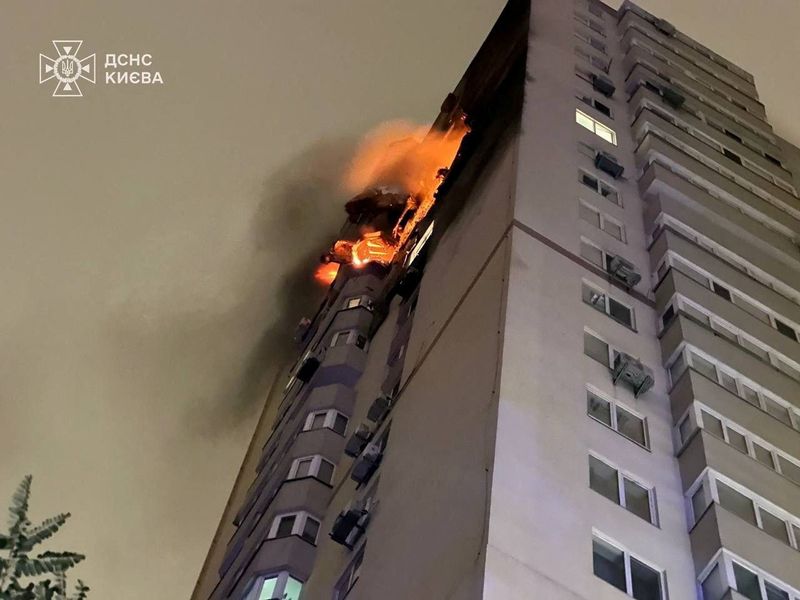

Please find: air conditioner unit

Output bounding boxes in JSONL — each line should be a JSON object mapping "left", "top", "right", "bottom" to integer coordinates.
{"left": 344, "top": 424, "right": 372, "bottom": 458}
{"left": 329, "top": 499, "right": 371, "bottom": 548}
{"left": 594, "top": 152, "right": 625, "bottom": 179}
{"left": 295, "top": 354, "right": 321, "bottom": 383}
{"left": 607, "top": 255, "right": 642, "bottom": 288}
{"left": 366, "top": 395, "right": 392, "bottom": 423}
{"left": 613, "top": 352, "right": 655, "bottom": 397}
{"left": 654, "top": 18, "right": 676, "bottom": 36}
{"left": 661, "top": 87, "right": 685, "bottom": 109}
{"left": 592, "top": 74, "right": 616, "bottom": 98}
{"left": 351, "top": 443, "right": 383, "bottom": 484}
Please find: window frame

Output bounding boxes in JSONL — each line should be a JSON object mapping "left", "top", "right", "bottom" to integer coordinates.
{"left": 287, "top": 454, "right": 336, "bottom": 484}
{"left": 579, "top": 201, "right": 626, "bottom": 242}
{"left": 588, "top": 453, "right": 658, "bottom": 525}
{"left": 592, "top": 532, "right": 666, "bottom": 599}
{"left": 576, "top": 108, "right": 617, "bottom": 145}
{"left": 267, "top": 510, "right": 322, "bottom": 545}
{"left": 245, "top": 571, "right": 304, "bottom": 600}
{"left": 582, "top": 281, "right": 635, "bottom": 329}
{"left": 330, "top": 329, "right": 368, "bottom": 350}
{"left": 586, "top": 386, "right": 650, "bottom": 449}
{"left": 303, "top": 409, "right": 349, "bottom": 436}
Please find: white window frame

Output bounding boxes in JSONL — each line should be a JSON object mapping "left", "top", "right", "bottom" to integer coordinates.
{"left": 343, "top": 296, "right": 373, "bottom": 311}
{"left": 303, "top": 409, "right": 349, "bottom": 435}
{"left": 586, "top": 386, "right": 650, "bottom": 449}
{"left": 287, "top": 455, "right": 336, "bottom": 483}
{"left": 592, "top": 531, "right": 666, "bottom": 599}
{"left": 579, "top": 201, "right": 626, "bottom": 242}
{"left": 267, "top": 510, "right": 322, "bottom": 544}
{"left": 576, "top": 108, "right": 617, "bottom": 145}
{"left": 578, "top": 169, "right": 620, "bottom": 205}
{"left": 582, "top": 281, "right": 635, "bottom": 329}
{"left": 244, "top": 571, "right": 303, "bottom": 600}
{"left": 665, "top": 344, "right": 800, "bottom": 432}
{"left": 588, "top": 452, "right": 658, "bottom": 524}
{"left": 330, "top": 329, "right": 368, "bottom": 349}
{"left": 654, "top": 250, "right": 800, "bottom": 340}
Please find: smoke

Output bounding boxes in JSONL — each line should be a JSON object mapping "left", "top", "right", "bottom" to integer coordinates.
{"left": 105, "top": 137, "right": 357, "bottom": 435}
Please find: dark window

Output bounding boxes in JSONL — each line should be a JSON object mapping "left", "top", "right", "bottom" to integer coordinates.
{"left": 723, "top": 148, "right": 742, "bottom": 165}
{"left": 317, "top": 459, "right": 335, "bottom": 485}
{"left": 594, "top": 99, "right": 611, "bottom": 117}
{"left": 589, "top": 456, "right": 620, "bottom": 503}
{"left": 333, "top": 413, "right": 349, "bottom": 435}
{"left": 275, "top": 515, "right": 296, "bottom": 538}
{"left": 587, "top": 392, "right": 612, "bottom": 426}
{"left": 592, "top": 538, "right": 626, "bottom": 592}
{"left": 764, "top": 153, "right": 782, "bottom": 167}
{"left": 733, "top": 562, "right": 761, "bottom": 600}
{"left": 661, "top": 305, "right": 675, "bottom": 328}
{"left": 582, "top": 172, "right": 599, "bottom": 190}
{"left": 775, "top": 319, "right": 797, "bottom": 342}
{"left": 644, "top": 81, "right": 661, "bottom": 94}
{"left": 630, "top": 556, "right": 663, "bottom": 600}
{"left": 301, "top": 517, "right": 320, "bottom": 544}
{"left": 609, "top": 298, "right": 633, "bottom": 328}
{"left": 711, "top": 282, "right": 732, "bottom": 302}
{"left": 724, "top": 129, "right": 742, "bottom": 143}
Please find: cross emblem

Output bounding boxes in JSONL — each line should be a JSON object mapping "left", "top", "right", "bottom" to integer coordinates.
{"left": 39, "top": 40, "right": 96, "bottom": 97}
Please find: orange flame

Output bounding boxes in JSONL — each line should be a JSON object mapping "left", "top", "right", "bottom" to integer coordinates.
{"left": 314, "top": 262, "right": 340, "bottom": 285}
{"left": 316, "top": 114, "right": 469, "bottom": 283}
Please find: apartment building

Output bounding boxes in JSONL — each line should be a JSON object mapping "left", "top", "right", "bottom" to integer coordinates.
{"left": 192, "top": 1, "right": 800, "bottom": 599}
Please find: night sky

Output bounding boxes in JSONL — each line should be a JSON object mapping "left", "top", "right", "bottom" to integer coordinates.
{"left": 1, "top": 1, "right": 798, "bottom": 599}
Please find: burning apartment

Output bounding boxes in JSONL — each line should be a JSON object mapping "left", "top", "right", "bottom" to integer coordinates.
{"left": 193, "top": 1, "right": 800, "bottom": 599}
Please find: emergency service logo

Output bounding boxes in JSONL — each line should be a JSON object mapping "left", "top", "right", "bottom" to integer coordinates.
{"left": 39, "top": 41, "right": 96, "bottom": 97}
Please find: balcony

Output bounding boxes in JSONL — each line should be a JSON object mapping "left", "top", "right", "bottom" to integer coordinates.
{"left": 657, "top": 270, "right": 800, "bottom": 368}
{"left": 632, "top": 111, "right": 800, "bottom": 221}
{"left": 669, "top": 368, "right": 800, "bottom": 462}
{"left": 630, "top": 85, "right": 791, "bottom": 185}
{"left": 625, "top": 64, "right": 781, "bottom": 154}
{"left": 679, "top": 431, "right": 800, "bottom": 517}
{"left": 640, "top": 165, "right": 800, "bottom": 269}
{"left": 622, "top": 45, "right": 773, "bottom": 139}
{"left": 690, "top": 503, "right": 800, "bottom": 591}
{"left": 650, "top": 230, "right": 800, "bottom": 326}
{"left": 620, "top": 22, "right": 763, "bottom": 113}
{"left": 619, "top": 11, "right": 759, "bottom": 100}
{"left": 661, "top": 315, "right": 800, "bottom": 409}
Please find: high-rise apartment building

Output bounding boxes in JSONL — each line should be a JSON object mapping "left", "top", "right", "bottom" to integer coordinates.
{"left": 192, "top": 1, "right": 800, "bottom": 598}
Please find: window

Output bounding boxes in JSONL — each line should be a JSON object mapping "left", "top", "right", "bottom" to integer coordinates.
{"left": 764, "top": 153, "right": 782, "bottom": 167}
{"left": 701, "top": 554, "right": 799, "bottom": 600}
{"left": 331, "top": 330, "right": 368, "bottom": 349}
{"left": 580, "top": 238, "right": 604, "bottom": 267}
{"left": 582, "top": 282, "right": 635, "bottom": 328}
{"left": 587, "top": 389, "right": 649, "bottom": 448}
{"left": 579, "top": 170, "right": 620, "bottom": 205}
{"left": 592, "top": 535, "right": 664, "bottom": 599}
{"left": 252, "top": 572, "right": 303, "bottom": 600}
{"left": 344, "top": 296, "right": 372, "bottom": 310}
{"left": 775, "top": 319, "right": 798, "bottom": 342}
{"left": 304, "top": 409, "right": 349, "bottom": 435}
{"left": 589, "top": 455, "right": 656, "bottom": 524}
{"left": 584, "top": 331, "right": 611, "bottom": 366}
{"left": 333, "top": 543, "right": 365, "bottom": 600}
{"left": 267, "top": 511, "right": 321, "bottom": 544}
{"left": 711, "top": 281, "right": 732, "bottom": 301}
{"left": 576, "top": 109, "right": 617, "bottom": 145}
{"left": 579, "top": 202, "right": 626, "bottom": 242}
{"left": 577, "top": 94, "right": 612, "bottom": 117}
{"left": 287, "top": 455, "right": 336, "bottom": 484}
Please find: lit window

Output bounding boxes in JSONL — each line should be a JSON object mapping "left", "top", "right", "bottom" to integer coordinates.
{"left": 592, "top": 535, "right": 664, "bottom": 599}
{"left": 576, "top": 109, "right": 617, "bottom": 145}
{"left": 589, "top": 455, "right": 656, "bottom": 524}
{"left": 587, "top": 389, "right": 649, "bottom": 448}
{"left": 252, "top": 572, "right": 303, "bottom": 600}
{"left": 304, "top": 409, "right": 349, "bottom": 436}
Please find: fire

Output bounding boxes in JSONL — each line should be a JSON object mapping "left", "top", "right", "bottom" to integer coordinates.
{"left": 317, "top": 114, "right": 469, "bottom": 279}
{"left": 314, "top": 262, "right": 340, "bottom": 285}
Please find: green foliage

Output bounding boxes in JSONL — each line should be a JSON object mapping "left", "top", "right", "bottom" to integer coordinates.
{"left": 0, "top": 477, "right": 88, "bottom": 600}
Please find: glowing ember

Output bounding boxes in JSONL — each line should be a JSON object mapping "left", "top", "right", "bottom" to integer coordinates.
{"left": 318, "top": 113, "right": 469, "bottom": 279}
{"left": 314, "top": 262, "right": 340, "bottom": 285}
